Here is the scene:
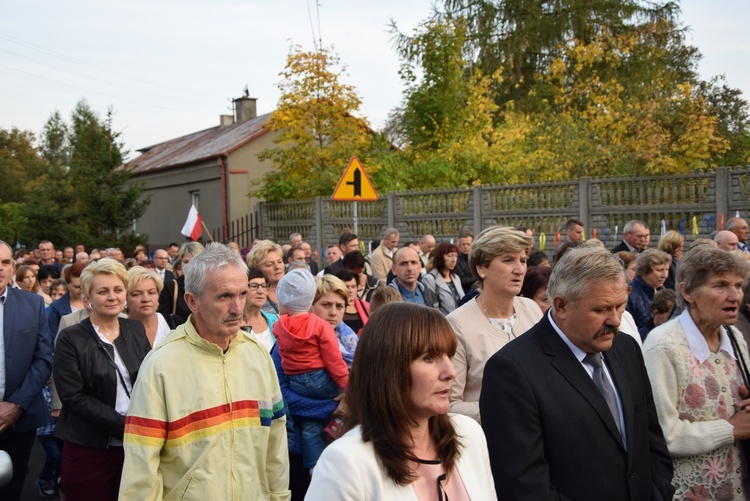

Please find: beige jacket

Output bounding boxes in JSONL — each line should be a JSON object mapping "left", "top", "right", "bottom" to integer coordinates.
{"left": 447, "top": 296, "right": 543, "bottom": 423}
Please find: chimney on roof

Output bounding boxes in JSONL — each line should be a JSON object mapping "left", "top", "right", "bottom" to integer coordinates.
{"left": 220, "top": 114, "right": 234, "bottom": 126}
{"left": 233, "top": 94, "right": 257, "bottom": 123}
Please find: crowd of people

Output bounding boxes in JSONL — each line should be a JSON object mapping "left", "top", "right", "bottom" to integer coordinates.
{"left": 1, "top": 215, "right": 750, "bottom": 501}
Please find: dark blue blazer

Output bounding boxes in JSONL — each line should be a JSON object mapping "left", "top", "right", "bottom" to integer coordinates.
{"left": 4, "top": 287, "right": 53, "bottom": 432}
{"left": 480, "top": 313, "right": 674, "bottom": 501}
{"left": 48, "top": 291, "right": 72, "bottom": 336}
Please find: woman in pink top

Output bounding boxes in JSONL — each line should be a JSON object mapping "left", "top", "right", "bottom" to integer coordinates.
{"left": 307, "top": 303, "right": 497, "bottom": 500}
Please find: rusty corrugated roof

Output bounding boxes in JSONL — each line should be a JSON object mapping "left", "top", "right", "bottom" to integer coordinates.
{"left": 126, "top": 113, "right": 272, "bottom": 176}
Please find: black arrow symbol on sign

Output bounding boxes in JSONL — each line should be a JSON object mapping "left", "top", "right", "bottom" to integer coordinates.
{"left": 346, "top": 168, "right": 362, "bottom": 197}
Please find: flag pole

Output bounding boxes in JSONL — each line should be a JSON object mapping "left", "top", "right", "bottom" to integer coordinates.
{"left": 201, "top": 220, "right": 215, "bottom": 242}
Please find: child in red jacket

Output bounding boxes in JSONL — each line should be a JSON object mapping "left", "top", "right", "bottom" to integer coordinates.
{"left": 273, "top": 268, "right": 348, "bottom": 470}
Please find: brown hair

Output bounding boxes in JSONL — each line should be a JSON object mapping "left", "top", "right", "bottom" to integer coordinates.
{"left": 15, "top": 265, "right": 39, "bottom": 293}
{"left": 634, "top": 249, "right": 671, "bottom": 277}
{"left": 346, "top": 303, "right": 461, "bottom": 485}
{"left": 430, "top": 242, "right": 460, "bottom": 275}
{"left": 63, "top": 261, "right": 87, "bottom": 283}
{"left": 616, "top": 251, "right": 637, "bottom": 270}
{"left": 651, "top": 289, "right": 676, "bottom": 314}
{"left": 469, "top": 226, "right": 532, "bottom": 286}
{"left": 368, "top": 286, "right": 402, "bottom": 313}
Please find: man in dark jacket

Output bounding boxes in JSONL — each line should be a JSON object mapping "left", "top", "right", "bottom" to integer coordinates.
{"left": 455, "top": 230, "right": 476, "bottom": 292}
{"left": 0, "top": 240, "right": 53, "bottom": 501}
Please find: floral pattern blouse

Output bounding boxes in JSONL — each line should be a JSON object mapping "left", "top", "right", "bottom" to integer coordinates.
{"left": 643, "top": 312, "right": 750, "bottom": 501}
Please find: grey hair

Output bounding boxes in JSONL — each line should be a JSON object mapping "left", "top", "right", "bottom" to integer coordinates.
{"left": 0, "top": 240, "right": 12, "bottom": 255}
{"left": 634, "top": 249, "right": 671, "bottom": 277}
{"left": 623, "top": 220, "right": 646, "bottom": 235}
{"left": 676, "top": 246, "right": 750, "bottom": 310}
{"left": 184, "top": 243, "right": 248, "bottom": 298}
{"left": 469, "top": 226, "right": 533, "bottom": 287}
{"left": 548, "top": 247, "right": 628, "bottom": 306}
{"left": 382, "top": 227, "right": 399, "bottom": 238}
{"left": 725, "top": 217, "right": 747, "bottom": 232}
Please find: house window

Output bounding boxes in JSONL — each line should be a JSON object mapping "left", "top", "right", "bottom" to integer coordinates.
{"left": 191, "top": 191, "right": 200, "bottom": 211}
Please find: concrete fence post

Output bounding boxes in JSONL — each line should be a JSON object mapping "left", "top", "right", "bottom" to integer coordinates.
{"left": 387, "top": 192, "right": 396, "bottom": 229}
{"left": 314, "top": 197, "right": 324, "bottom": 256}
{"left": 715, "top": 167, "right": 730, "bottom": 222}
{"left": 473, "top": 185, "right": 483, "bottom": 233}
{"left": 579, "top": 177, "right": 591, "bottom": 231}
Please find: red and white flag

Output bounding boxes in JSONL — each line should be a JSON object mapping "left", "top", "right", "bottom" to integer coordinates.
{"left": 181, "top": 205, "right": 203, "bottom": 241}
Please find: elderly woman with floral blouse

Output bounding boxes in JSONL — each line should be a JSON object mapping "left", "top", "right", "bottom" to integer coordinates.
{"left": 644, "top": 246, "right": 750, "bottom": 500}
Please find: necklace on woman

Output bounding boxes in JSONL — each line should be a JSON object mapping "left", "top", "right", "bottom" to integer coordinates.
{"left": 94, "top": 325, "right": 119, "bottom": 337}
{"left": 478, "top": 296, "right": 517, "bottom": 340}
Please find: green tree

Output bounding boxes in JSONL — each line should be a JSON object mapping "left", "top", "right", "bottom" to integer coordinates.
{"left": 432, "top": 0, "right": 697, "bottom": 112}
{"left": 389, "top": 1, "right": 738, "bottom": 183}
{"left": 699, "top": 76, "right": 750, "bottom": 166}
{"left": 39, "top": 110, "right": 70, "bottom": 167}
{"left": 394, "top": 18, "right": 471, "bottom": 151}
{"left": 255, "top": 46, "right": 381, "bottom": 201}
{"left": 0, "top": 127, "right": 45, "bottom": 204}
{"left": 0, "top": 202, "right": 28, "bottom": 245}
{"left": 21, "top": 164, "right": 89, "bottom": 245}
{"left": 67, "top": 101, "right": 150, "bottom": 247}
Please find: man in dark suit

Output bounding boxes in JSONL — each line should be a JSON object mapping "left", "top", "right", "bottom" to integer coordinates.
{"left": 612, "top": 220, "right": 650, "bottom": 254}
{"left": 153, "top": 248, "right": 174, "bottom": 283}
{"left": 480, "top": 246, "right": 674, "bottom": 501}
{"left": 300, "top": 241, "right": 318, "bottom": 275}
{"left": 0, "top": 240, "right": 53, "bottom": 500}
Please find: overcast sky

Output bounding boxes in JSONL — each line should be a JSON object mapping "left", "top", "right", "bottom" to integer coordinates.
{"left": 1, "top": 0, "right": 747, "bottom": 159}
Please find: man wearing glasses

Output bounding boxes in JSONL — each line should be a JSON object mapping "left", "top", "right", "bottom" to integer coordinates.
{"left": 612, "top": 220, "right": 650, "bottom": 254}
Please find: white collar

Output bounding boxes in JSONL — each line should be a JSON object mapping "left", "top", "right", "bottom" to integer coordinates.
{"left": 678, "top": 309, "right": 736, "bottom": 363}
{"left": 548, "top": 310, "right": 588, "bottom": 363}
{"left": 623, "top": 240, "right": 638, "bottom": 252}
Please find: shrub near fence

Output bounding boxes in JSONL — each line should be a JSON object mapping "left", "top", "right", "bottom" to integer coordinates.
{"left": 258, "top": 166, "right": 750, "bottom": 254}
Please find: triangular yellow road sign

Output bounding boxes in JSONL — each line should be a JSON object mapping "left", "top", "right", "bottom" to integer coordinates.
{"left": 331, "top": 157, "right": 378, "bottom": 201}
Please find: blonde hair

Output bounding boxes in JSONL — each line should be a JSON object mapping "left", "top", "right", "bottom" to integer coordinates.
{"left": 246, "top": 240, "right": 283, "bottom": 268}
{"left": 658, "top": 230, "right": 684, "bottom": 256}
{"left": 127, "top": 266, "right": 164, "bottom": 295}
{"left": 80, "top": 258, "right": 129, "bottom": 297}
{"left": 315, "top": 274, "right": 350, "bottom": 306}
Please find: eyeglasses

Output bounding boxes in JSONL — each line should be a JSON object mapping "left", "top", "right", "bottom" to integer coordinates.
{"left": 248, "top": 283, "right": 270, "bottom": 291}
{"left": 634, "top": 234, "right": 650, "bottom": 239}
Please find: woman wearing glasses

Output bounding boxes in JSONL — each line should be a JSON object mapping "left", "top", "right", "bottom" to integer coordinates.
{"left": 241, "top": 267, "right": 278, "bottom": 352}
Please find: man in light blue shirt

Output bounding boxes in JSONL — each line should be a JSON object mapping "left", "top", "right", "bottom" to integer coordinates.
{"left": 387, "top": 247, "right": 437, "bottom": 308}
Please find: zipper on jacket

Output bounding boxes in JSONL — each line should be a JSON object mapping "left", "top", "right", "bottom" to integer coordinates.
{"left": 222, "top": 353, "right": 239, "bottom": 500}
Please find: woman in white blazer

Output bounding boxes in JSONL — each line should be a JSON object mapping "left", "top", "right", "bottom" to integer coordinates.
{"left": 306, "top": 303, "right": 497, "bottom": 500}
{"left": 421, "top": 242, "right": 465, "bottom": 315}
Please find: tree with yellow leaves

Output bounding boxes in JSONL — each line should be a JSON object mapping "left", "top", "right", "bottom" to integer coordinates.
{"left": 255, "top": 45, "right": 381, "bottom": 201}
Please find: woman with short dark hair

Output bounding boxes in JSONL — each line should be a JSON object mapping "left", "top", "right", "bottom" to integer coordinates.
{"left": 334, "top": 270, "right": 369, "bottom": 334}
{"left": 627, "top": 249, "right": 672, "bottom": 339}
{"left": 422, "top": 242, "right": 465, "bottom": 315}
{"left": 307, "top": 303, "right": 496, "bottom": 499}
{"left": 240, "top": 267, "right": 278, "bottom": 352}
{"left": 519, "top": 266, "right": 552, "bottom": 312}
{"left": 342, "top": 250, "right": 379, "bottom": 302}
